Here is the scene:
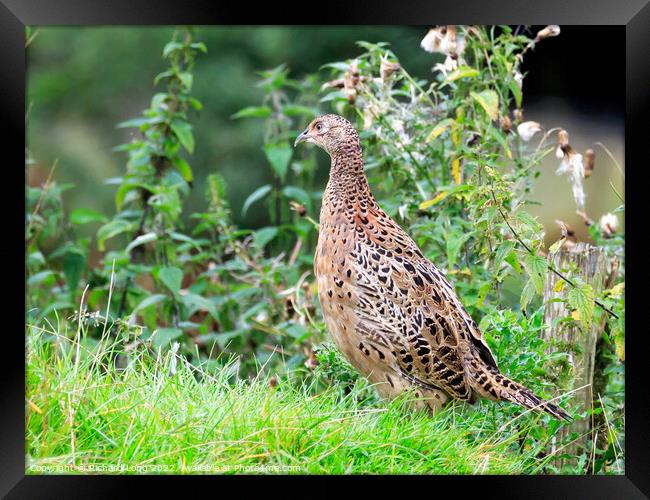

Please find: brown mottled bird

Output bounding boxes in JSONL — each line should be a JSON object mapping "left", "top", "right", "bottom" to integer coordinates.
{"left": 295, "top": 114, "right": 570, "bottom": 420}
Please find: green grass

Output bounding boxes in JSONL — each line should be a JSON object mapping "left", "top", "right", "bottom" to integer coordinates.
{"left": 27, "top": 322, "right": 565, "bottom": 475}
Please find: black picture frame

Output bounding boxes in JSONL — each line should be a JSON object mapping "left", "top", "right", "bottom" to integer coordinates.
{"left": 4, "top": 1, "right": 647, "bottom": 497}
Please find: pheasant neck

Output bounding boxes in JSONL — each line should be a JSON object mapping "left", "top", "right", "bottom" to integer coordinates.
{"left": 326, "top": 146, "right": 372, "bottom": 202}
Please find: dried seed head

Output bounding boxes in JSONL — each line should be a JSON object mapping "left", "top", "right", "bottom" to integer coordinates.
{"left": 554, "top": 219, "right": 576, "bottom": 251}
{"left": 323, "top": 60, "right": 367, "bottom": 105}
{"left": 513, "top": 108, "right": 524, "bottom": 123}
{"left": 576, "top": 210, "right": 593, "bottom": 227}
{"left": 599, "top": 213, "right": 619, "bottom": 237}
{"left": 269, "top": 375, "right": 278, "bottom": 388}
{"left": 380, "top": 58, "right": 401, "bottom": 81}
{"left": 535, "top": 25, "right": 561, "bottom": 42}
{"left": 421, "top": 26, "right": 446, "bottom": 53}
{"left": 343, "top": 60, "right": 363, "bottom": 104}
{"left": 500, "top": 115, "right": 512, "bottom": 133}
{"left": 555, "top": 149, "right": 586, "bottom": 211}
{"left": 420, "top": 25, "right": 466, "bottom": 60}
{"left": 517, "top": 121, "right": 542, "bottom": 142}
{"left": 289, "top": 200, "right": 306, "bottom": 217}
{"left": 584, "top": 148, "right": 595, "bottom": 177}
{"left": 555, "top": 219, "right": 575, "bottom": 238}
{"left": 558, "top": 129, "right": 570, "bottom": 147}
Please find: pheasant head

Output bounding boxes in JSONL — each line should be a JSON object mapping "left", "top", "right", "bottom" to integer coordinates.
{"left": 294, "top": 114, "right": 364, "bottom": 183}
{"left": 294, "top": 114, "right": 361, "bottom": 157}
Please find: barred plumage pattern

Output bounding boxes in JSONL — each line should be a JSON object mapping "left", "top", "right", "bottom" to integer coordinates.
{"left": 296, "top": 114, "right": 570, "bottom": 420}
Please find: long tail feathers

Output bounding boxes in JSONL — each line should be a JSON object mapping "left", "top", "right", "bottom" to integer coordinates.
{"left": 500, "top": 378, "right": 572, "bottom": 421}
{"left": 473, "top": 367, "right": 572, "bottom": 421}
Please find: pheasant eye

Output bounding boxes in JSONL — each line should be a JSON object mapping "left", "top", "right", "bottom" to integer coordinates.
{"left": 315, "top": 123, "right": 323, "bottom": 131}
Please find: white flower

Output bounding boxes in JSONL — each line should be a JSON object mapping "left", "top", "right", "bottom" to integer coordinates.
{"left": 599, "top": 213, "right": 619, "bottom": 235}
{"left": 517, "top": 121, "right": 542, "bottom": 141}
{"left": 556, "top": 151, "right": 586, "bottom": 211}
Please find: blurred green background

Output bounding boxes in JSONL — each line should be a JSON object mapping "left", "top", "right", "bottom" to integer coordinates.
{"left": 26, "top": 26, "right": 624, "bottom": 247}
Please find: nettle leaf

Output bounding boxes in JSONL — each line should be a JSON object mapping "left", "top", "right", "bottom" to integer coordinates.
{"left": 285, "top": 323, "right": 309, "bottom": 342}
{"left": 70, "top": 208, "right": 107, "bottom": 225}
{"left": 282, "top": 185, "right": 312, "bottom": 211}
{"left": 133, "top": 294, "right": 168, "bottom": 314}
{"left": 162, "top": 41, "right": 183, "bottom": 58}
{"left": 477, "top": 281, "right": 491, "bottom": 307}
{"left": 254, "top": 226, "right": 278, "bottom": 248}
{"left": 568, "top": 282, "right": 595, "bottom": 328}
{"left": 169, "top": 231, "right": 202, "bottom": 251}
{"left": 187, "top": 97, "right": 203, "bottom": 111}
{"left": 97, "top": 219, "right": 134, "bottom": 251}
{"left": 446, "top": 66, "right": 480, "bottom": 82}
{"left": 231, "top": 106, "right": 272, "bottom": 119}
{"left": 125, "top": 232, "right": 158, "bottom": 254}
{"left": 282, "top": 105, "right": 317, "bottom": 117}
{"left": 190, "top": 42, "right": 207, "bottom": 53}
{"left": 446, "top": 231, "right": 474, "bottom": 269}
{"left": 263, "top": 142, "right": 292, "bottom": 182}
{"left": 152, "top": 327, "right": 183, "bottom": 349}
{"left": 470, "top": 89, "right": 499, "bottom": 121}
{"left": 27, "top": 270, "right": 56, "bottom": 287}
{"left": 157, "top": 266, "right": 183, "bottom": 295}
{"left": 178, "top": 72, "right": 193, "bottom": 91}
{"left": 115, "top": 184, "right": 139, "bottom": 210}
{"left": 63, "top": 248, "right": 86, "bottom": 294}
{"left": 170, "top": 119, "right": 195, "bottom": 154}
{"left": 173, "top": 157, "right": 193, "bottom": 182}
{"left": 520, "top": 278, "right": 536, "bottom": 311}
{"left": 523, "top": 253, "right": 547, "bottom": 294}
{"left": 515, "top": 210, "right": 541, "bottom": 231}
{"left": 242, "top": 184, "right": 272, "bottom": 216}
{"left": 493, "top": 241, "right": 515, "bottom": 270}
{"left": 182, "top": 293, "right": 218, "bottom": 320}
{"left": 548, "top": 238, "right": 566, "bottom": 254}
{"left": 509, "top": 79, "right": 523, "bottom": 108}
{"left": 28, "top": 251, "right": 45, "bottom": 267}
{"left": 116, "top": 117, "right": 151, "bottom": 129}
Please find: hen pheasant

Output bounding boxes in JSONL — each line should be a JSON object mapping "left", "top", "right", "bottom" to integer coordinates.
{"left": 295, "top": 114, "right": 570, "bottom": 420}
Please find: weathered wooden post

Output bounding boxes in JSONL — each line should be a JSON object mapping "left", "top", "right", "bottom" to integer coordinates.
{"left": 542, "top": 242, "right": 608, "bottom": 469}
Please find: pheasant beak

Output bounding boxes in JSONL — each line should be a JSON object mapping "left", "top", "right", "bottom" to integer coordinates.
{"left": 294, "top": 128, "right": 312, "bottom": 147}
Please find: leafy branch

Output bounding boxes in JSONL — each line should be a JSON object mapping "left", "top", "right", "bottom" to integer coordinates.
{"left": 490, "top": 189, "right": 619, "bottom": 319}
